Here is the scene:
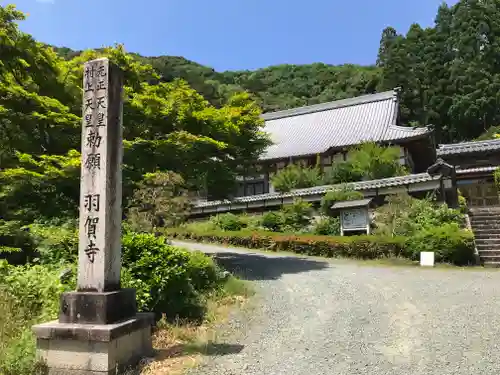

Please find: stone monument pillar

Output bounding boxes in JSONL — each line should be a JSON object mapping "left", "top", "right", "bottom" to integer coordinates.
{"left": 33, "top": 58, "right": 154, "bottom": 375}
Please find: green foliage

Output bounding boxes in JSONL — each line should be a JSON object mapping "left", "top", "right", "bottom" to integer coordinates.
{"left": 271, "top": 144, "right": 404, "bottom": 193}
{"left": 457, "top": 189, "right": 468, "bottom": 214}
{"left": 210, "top": 213, "right": 246, "bottom": 232}
{"left": 322, "top": 162, "right": 364, "bottom": 185}
{"left": 348, "top": 142, "right": 406, "bottom": 180}
{"left": 0, "top": 228, "right": 227, "bottom": 373}
{"left": 378, "top": 1, "right": 500, "bottom": 142}
{"left": 126, "top": 171, "right": 192, "bottom": 232}
{"left": 321, "top": 186, "right": 364, "bottom": 215}
{"left": 405, "top": 224, "right": 475, "bottom": 265}
{"left": 121, "top": 232, "right": 223, "bottom": 320}
{"left": 0, "top": 220, "right": 35, "bottom": 264}
{"left": 280, "top": 199, "right": 314, "bottom": 232}
{"left": 270, "top": 164, "right": 322, "bottom": 193}
{"left": 373, "top": 194, "right": 464, "bottom": 237}
{"left": 494, "top": 169, "right": 500, "bottom": 191}
{"left": 476, "top": 126, "right": 500, "bottom": 141}
{"left": 0, "top": 262, "right": 72, "bottom": 374}
{"left": 29, "top": 221, "right": 78, "bottom": 264}
{"left": 260, "top": 211, "right": 284, "bottom": 232}
{"left": 313, "top": 217, "right": 341, "bottom": 236}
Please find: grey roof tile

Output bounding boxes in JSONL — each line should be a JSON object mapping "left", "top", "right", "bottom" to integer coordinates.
{"left": 259, "top": 89, "right": 432, "bottom": 161}
{"left": 331, "top": 198, "right": 373, "bottom": 210}
{"left": 456, "top": 166, "right": 499, "bottom": 174}
{"left": 437, "top": 139, "right": 500, "bottom": 156}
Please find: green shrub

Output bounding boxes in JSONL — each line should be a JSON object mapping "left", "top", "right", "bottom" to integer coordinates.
{"left": 348, "top": 142, "right": 407, "bottom": 180}
{"left": 237, "top": 213, "right": 261, "bottom": 231}
{"left": 260, "top": 211, "right": 284, "bottom": 232}
{"left": 321, "top": 186, "right": 364, "bottom": 215}
{"left": 122, "top": 232, "right": 222, "bottom": 320}
{"left": 0, "top": 220, "right": 36, "bottom": 264}
{"left": 322, "top": 162, "right": 364, "bottom": 185}
{"left": 280, "top": 199, "right": 313, "bottom": 232}
{"left": 313, "top": 216, "right": 341, "bottom": 236}
{"left": 270, "top": 164, "right": 322, "bottom": 192}
{"left": 0, "top": 262, "right": 72, "bottom": 375}
{"left": 373, "top": 194, "right": 464, "bottom": 236}
{"left": 404, "top": 224, "right": 475, "bottom": 265}
{"left": 126, "top": 171, "right": 192, "bottom": 232}
{"left": 29, "top": 222, "right": 78, "bottom": 265}
{"left": 211, "top": 213, "right": 246, "bottom": 231}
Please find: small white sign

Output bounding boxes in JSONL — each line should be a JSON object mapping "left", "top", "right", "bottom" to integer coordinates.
{"left": 420, "top": 252, "right": 435, "bottom": 267}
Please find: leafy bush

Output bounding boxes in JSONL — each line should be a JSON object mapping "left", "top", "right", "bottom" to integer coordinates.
{"left": 280, "top": 198, "right": 314, "bottom": 232}
{"left": 404, "top": 224, "right": 475, "bottom": 265}
{"left": 322, "top": 162, "right": 364, "bottom": 185}
{"left": 0, "top": 220, "right": 36, "bottom": 264}
{"left": 211, "top": 213, "right": 246, "bottom": 231}
{"left": 348, "top": 142, "right": 407, "bottom": 180}
{"left": 29, "top": 222, "right": 78, "bottom": 265}
{"left": 122, "top": 232, "right": 222, "bottom": 320}
{"left": 260, "top": 211, "right": 284, "bottom": 232}
{"left": 236, "top": 213, "right": 261, "bottom": 231}
{"left": 373, "top": 194, "right": 464, "bottom": 236}
{"left": 313, "top": 216, "right": 341, "bottom": 236}
{"left": 126, "top": 171, "right": 192, "bottom": 232}
{"left": 321, "top": 186, "right": 364, "bottom": 215}
{"left": 270, "top": 164, "right": 322, "bottom": 192}
{"left": 0, "top": 262, "right": 72, "bottom": 375}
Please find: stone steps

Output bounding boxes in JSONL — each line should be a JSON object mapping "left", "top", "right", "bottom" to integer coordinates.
{"left": 469, "top": 207, "right": 500, "bottom": 267}
{"left": 477, "top": 250, "right": 500, "bottom": 257}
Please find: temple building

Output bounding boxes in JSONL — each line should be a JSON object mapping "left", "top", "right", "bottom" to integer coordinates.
{"left": 234, "top": 88, "right": 435, "bottom": 198}
{"left": 192, "top": 89, "right": 500, "bottom": 217}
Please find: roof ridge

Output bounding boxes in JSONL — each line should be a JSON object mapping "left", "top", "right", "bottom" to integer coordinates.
{"left": 439, "top": 138, "right": 500, "bottom": 148}
{"left": 388, "top": 124, "right": 430, "bottom": 132}
{"left": 261, "top": 89, "right": 398, "bottom": 121}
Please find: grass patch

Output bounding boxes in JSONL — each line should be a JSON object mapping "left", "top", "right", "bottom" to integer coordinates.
{"left": 140, "top": 276, "right": 253, "bottom": 375}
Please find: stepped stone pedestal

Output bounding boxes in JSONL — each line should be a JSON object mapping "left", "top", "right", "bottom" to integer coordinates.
{"left": 33, "top": 311, "right": 154, "bottom": 375}
{"left": 32, "top": 58, "right": 154, "bottom": 374}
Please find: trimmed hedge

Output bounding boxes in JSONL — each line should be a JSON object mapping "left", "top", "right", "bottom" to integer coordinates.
{"left": 166, "top": 229, "right": 407, "bottom": 259}
{"left": 165, "top": 227, "right": 475, "bottom": 265}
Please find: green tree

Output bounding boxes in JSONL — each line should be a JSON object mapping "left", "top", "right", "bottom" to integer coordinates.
{"left": 126, "top": 171, "right": 192, "bottom": 232}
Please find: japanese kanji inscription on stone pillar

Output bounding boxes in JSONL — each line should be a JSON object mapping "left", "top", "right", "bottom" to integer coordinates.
{"left": 78, "top": 58, "right": 123, "bottom": 292}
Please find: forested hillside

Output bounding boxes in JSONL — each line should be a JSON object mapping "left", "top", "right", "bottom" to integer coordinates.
{"left": 51, "top": 1, "right": 500, "bottom": 144}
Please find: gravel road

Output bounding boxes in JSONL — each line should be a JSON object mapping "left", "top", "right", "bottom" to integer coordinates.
{"left": 174, "top": 241, "right": 500, "bottom": 375}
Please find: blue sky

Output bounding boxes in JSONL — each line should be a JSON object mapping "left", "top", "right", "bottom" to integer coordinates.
{"left": 4, "top": 0, "right": 457, "bottom": 72}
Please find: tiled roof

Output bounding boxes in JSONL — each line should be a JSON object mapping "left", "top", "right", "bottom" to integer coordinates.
{"left": 194, "top": 173, "right": 440, "bottom": 208}
{"left": 437, "top": 139, "right": 500, "bottom": 156}
{"left": 456, "top": 166, "right": 499, "bottom": 174}
{"left": 331, "top": 198, "right": 373, "bottom": 210}
{"left": 259, "top": 90, "right": 432, "bottom": 161}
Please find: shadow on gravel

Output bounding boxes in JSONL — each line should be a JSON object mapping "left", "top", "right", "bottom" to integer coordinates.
{"left": 210, "top": 252, "right": 329, "bottom": 281}
{"left": 153, "top": 343, "right": 244, "bottom": 360}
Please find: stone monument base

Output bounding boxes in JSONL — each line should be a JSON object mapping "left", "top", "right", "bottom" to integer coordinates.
{"left": 32, "top": 313, "right": 154, "bottom": 375}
